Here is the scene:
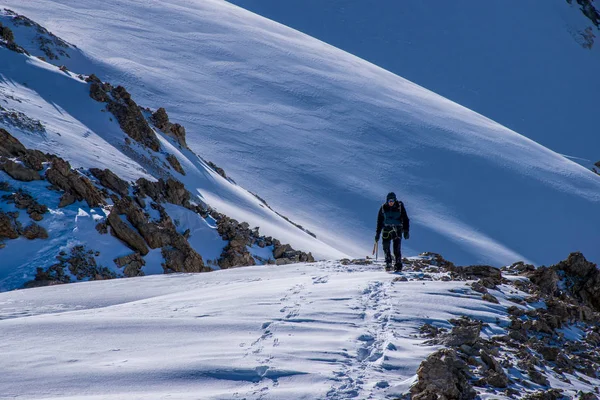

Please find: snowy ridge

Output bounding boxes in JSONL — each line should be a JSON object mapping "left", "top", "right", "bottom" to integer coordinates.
{"left": 2, "top": 0, "right": 598, "bottom": 268}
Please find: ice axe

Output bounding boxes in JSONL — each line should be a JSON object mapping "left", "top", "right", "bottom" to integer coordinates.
{"left": 372, "top": 241, "right": 378, "bottom": 261}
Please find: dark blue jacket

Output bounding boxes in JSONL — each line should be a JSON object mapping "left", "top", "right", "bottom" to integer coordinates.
{"left": 376, "top": 201, "right": 410, "bottom": 238}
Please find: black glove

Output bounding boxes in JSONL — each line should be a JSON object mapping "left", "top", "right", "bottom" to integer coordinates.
{"left": 403, "top": 231, "right": 410, "bottom": 240}
{"left": 375, "top": 234, "right": 380, "bottom": 242}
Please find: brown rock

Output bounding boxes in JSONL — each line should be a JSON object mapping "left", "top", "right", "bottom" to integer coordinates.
{"left": 538, "top": 346, "right": 560, "bottom": 361}
{"left": 46, "top": 157, "right": 105, "bottom": 208}
{"left": 166, "top": 154, "right": 185, "bottom": 175}
{"left": 21, "top": 149, "right": 47, "bottom": 171}
{"left": 107, "top": 211, "right": 149, "bottom": 255}
{"left": 443, "top": 324, "right": 481, "bottom": 347}
{"left": 410, "top": 348, "right": 476, "bottom": 400}
{"left": 482, "top": 293, "right": 499, "bottom": 304}
{"left": 114, "top": 252, "right": 145, "bottom": 277}
{"left": 0, "top": 212, "right": 19, "bottom": 239}
{"left": 0, "top": 158, "right": 41, "bottom": 181}
{"left": 169, "top": 123, "right": 187, "bottom": 147}
{"left": 274, "top": 243, "right": 293, "bottom": 259}
{"left": 89, "top": 168, "right": 130, "bottom": 197}
{"left": 107, "top": 86, "right": 161, "bottom": 152}
{"left": 151, "top": 107, "right": 170, "bottom": 131}
{"left": 58, "top": 192, "right": 76, "bottom": 207}
{"left": 89, "top": 82, "right": 109, "bottom": 102}
{"left": 22, "top": 223, "right": 48, "bottom": 240}
{"left": 162, "top": 238, "right": 209, "bottom": 273}
{"left": 0, "top": 128, "right": 27, "bottom": 157}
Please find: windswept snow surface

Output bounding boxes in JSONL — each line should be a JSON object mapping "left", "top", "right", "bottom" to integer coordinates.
{"left": 2, "top": 0, "right": 600, "bottom": 266}
{"left": 227, "top": 0, "right": 600, "bottom": 164}
{"left": 0, "top": 260, "right": 548, "bottom": 399}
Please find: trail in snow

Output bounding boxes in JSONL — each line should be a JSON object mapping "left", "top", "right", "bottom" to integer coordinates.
{"left": 0, "top": 259, "right": 472, "bottom": 399}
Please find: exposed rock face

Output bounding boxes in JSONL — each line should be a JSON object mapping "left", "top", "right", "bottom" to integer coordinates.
{"left": 207, "top": 160, "right": 227, "bottom": 179}
{"left": 109, "top": 196, "right": 208, "bottom": 273}
{"left": 0, "top": 128, "right": 45, "bottom": 181}
{"left": 529, "top": 252, "right": 600, "bottom": 311}
{"left": 0, "top": 128, "right": 27, "bottom": 156}
{"left": 22, "top": 223, "right": 48, "bottom": 240}
{"left": 0, "top": 159, "right": 41, "bottom": 181}
{"left": 46, "top": 157, "right": 105, "bottom": 208}
{"left": 25, "top": 245, "right": 115, "bottom": 288}
{"left": 217, "top": 216, "right": 256, "bottom": 269}
{"left": 108, "top": 86, "right": 162, "bottom": 151}
{"left": 150, "top": 107, "right": 188, "bottom": 148}
{"left": 89, "top": 168, "right": 130, "bottom": 197}
{"left": 136, "top": 177, "right": 190, "bottom": 207}
{"left": 0, "top": 211, "right": 19, "bottom": 239}
{"left": 449, "top": 264, "right": 503, "bottom": 288}
{"left": 3, "top": 9, "right": 73, "bottom": 59}
{"left": 215, "top": 214, "right": 314, "bottom": 267}
{"left": 162, "top": 239, "right": 209, "bottom": 273}
{"left": 166, "top": 154, "right": 185, "bottom": 175}
{"left": 2, "top": 190, "right": 48, "bottom": 221}
{"left": 0, "top": 22, "right": 15, "bottom": 43}
{"left": 0, "top": 21, "right": 27, "bottom": 54}
{"left": 106, "top": 211, "right": 149, "bottom": 255}
{"left": 410, "top": 348, "right": 477, "bottom": 400}
{"left": 273, "top": 241, "right": 314, "bottom": 264}
{"left": 114, "top": 252, "right": 145, "bottom": 277}
{"left": 426, "top": 317, "right": 483, "bottom": 348}
{"left": 87, "top": 81, "right": 161, "bottom": 151}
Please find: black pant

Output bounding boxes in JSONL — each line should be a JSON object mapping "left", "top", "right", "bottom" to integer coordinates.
{"left": 382, "top": 228, "right": 402, "bottom": 265}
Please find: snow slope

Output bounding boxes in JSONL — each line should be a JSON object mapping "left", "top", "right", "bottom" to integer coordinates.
{"left": 1, "top": 259, "right": 598, "bottom": 399}
{"left": 227, "top": 0, "right": 600, "bottom": 165}
{"left": 1, "top": 0, "right": 600, "bottom": 267}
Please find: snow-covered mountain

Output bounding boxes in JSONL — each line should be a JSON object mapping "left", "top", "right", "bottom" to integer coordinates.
{"left": 2, "top": 0, "right": 598, "bottom": 273}
{"left": 2, "top": 2, "right": 600, "bottom": 399}
{"left": 227, "top": 0, "right": 600, "bottom": 167}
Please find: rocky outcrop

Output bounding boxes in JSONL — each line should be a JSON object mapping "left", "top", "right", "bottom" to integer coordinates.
{"left": 2, "top": 190, "right": 48, "bottom": 221}
{"left": 87, "top": 80, "right": 161, "bottom": 151}
{"left": 449, "top": 264, "right": 503, "bottom": 288}
{"left": 106, "top": 211, "right": 149, "bottom": 256}
{"left": 3, "top": 9, "right": 73, "bottom": 60}
{"left": 46, "top": 157, "right": 105, "bottom": 208}
{"left": 0, "top": 21, "right": 27, "bottom": 54}
{"left": 25, "top": 245, "right": 115, "bottom": 288}
{"left": 166, "top": 154, "right": 185, "bottom": 175}
{"left": 22, "top": 223, "right": 48, "bottom": 240}
{"left": 150, "top": 107, "right": 188, "bottom": 148}
{"left": 0, "top": 128, "right": 27, "bottom": 156}
{"left": 217, "top": 216, "right": 256, "bottom": 269}
{"left": 0, "top": 128, "right": 44, "bottom": 181}
{"left": 110, "top": 196, "right": 208, "bottom": 273}
{"left": 410, "top": 348, "right": 476, "bottom": 400}
{"left": 89, "top": 168, "right": 130, "bottom": 197}
{"left": 0, "top": 22, "right": 15, "bottom": 43}
{"left": 207, "top": 160, "right": 227, "bottom": 179}
{"left": 135, "top": 177, "right": 190, "bottom": 207}
{"left": 215, "top": 215, "right": 314, "bottom": 267}
{"left": 273, "top": 240, "right": 314, "bottom": 265}
{"left": 529, "top": 252, "right": 600, "bottom": 311}
{"left": 410, "top": 252, "right": 600, "bottom": 399}
{"left": 0, "top": 211, "right": 19, "bottom": 240}
{"left": 162, "top": 238, "right": 209, "bottom": 273}
{"left": 114, "top": 252, "right": 145, "bottom": 277}
{"left": 0, "top": 159, "right": 41, "bottom": 181}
